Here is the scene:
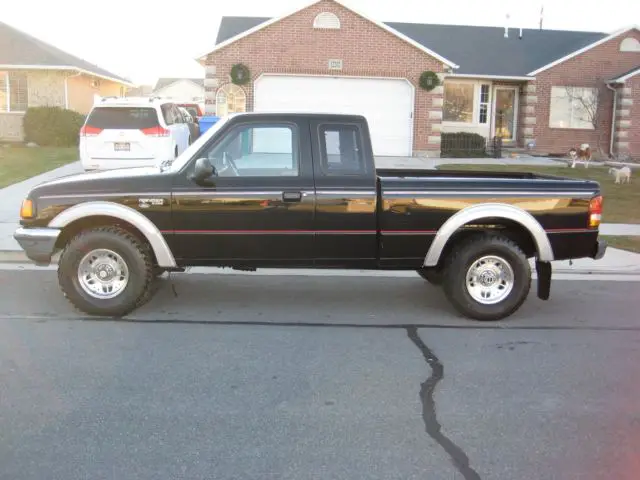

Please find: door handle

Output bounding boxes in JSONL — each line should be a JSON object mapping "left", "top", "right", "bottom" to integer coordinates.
{"left": 282, "top": 191, "right": 303, "bottom": 202}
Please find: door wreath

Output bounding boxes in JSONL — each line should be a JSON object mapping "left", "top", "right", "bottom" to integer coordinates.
{"left": 230, "top": 64, "right": 251, "bottom": 85}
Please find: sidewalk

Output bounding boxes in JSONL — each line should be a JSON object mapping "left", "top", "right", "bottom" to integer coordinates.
{"left": 0, "top": 159, "right": 639, "bottom": 274}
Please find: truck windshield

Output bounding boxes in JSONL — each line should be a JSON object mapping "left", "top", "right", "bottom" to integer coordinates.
{"left": 166, "top": 115, "right": 231, "bottom": 172}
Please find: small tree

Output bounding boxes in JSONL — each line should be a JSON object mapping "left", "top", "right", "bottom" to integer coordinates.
{"left": 564, "top": 82, "right": 609, "bottom": 157}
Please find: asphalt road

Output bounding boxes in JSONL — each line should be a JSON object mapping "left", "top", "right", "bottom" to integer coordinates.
{"left": 1, "top": 270, "right": 639, "bottom": 480}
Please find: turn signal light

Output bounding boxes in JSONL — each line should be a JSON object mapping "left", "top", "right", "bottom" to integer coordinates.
{"left": 588, "top": 195, "right": 603, "bottom": 228}
{"left": 20, "top": 198, "right": 34, "bottom": 219}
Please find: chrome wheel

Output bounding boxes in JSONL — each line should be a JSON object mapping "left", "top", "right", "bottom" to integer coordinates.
{"left": 465, "top": 255, "right": 514, "bottom": 305}
{"left": 77, "top": 249, "right": 129, "bottom": 299}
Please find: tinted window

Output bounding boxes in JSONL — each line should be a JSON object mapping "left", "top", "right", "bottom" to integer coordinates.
{"left": 85, "top": 107, "right": 160, "bottom": 129}
{"left": 205, "top": 124, "right": 298, "bottom": 177}
{"left": 319, "top": 124, "right": 364, "bottom": 175}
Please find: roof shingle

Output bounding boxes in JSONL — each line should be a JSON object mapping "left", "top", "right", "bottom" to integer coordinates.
{"left": 0, "top": 20, "right": 132, "bottom": 84}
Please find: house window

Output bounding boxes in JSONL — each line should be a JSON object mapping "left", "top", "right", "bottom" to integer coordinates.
{"left": 0, "top": 72, "right": 29, "bottom": 112}
{"left": 549, "top": 86, "right": 597, "bottom": 129}
{"left": 443, "top": 82, "right": 474, "bottom": 123}
{"left": 479, "top": 84, "right": 490, "bottom": 124}
{"left": 313, "top": 12, "right": 341, "bottom": 29}
{"left": 216, "top": 84, "right": 246, "bottom": 117}
{"left": 620, "top": 37, "right": 640, "bottom": 52}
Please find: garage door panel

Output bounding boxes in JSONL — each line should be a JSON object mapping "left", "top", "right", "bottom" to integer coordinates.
{"left": 254, "top": 76, "right": 413, "bottom": 157}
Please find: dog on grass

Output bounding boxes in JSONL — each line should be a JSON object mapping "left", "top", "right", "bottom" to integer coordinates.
{"left": 568, "top": 144, "right": 592, "bottom": 168}
{"left": 609, "top": 166, "right": 632, "bottom": 184}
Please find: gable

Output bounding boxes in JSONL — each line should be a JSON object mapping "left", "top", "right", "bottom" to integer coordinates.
{"left": 199, "top": 0, "right": 457, "bottom": 68}
{"left": 529, "top": 26, "right": 640, "bottom": 75}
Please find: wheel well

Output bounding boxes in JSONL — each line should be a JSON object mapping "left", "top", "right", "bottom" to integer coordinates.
{"left": 435, "top": 218, "right": 537, "bottom": 269}
{"left": 54, "top": 215, "right": 158, "bottom": 265}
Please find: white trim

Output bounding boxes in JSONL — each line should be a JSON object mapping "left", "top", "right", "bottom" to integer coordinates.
{"left": 527, "top": 25, "right": 640, "bottom": 76}
{"left": 253, "top": 73, "right": 416, "bottom": 156}
{"left": 608, "top": 67, "right": 640, "bottom": 83}
{"left": 492, "top": 86, "right": 519, "bottom": 142}
{"left": 442, "top": 79, "right": 493, "bottom": 127}
{"left": 195, "top": 0, "right": 459, "bottom": 69}
{"left": 446, "top": 73, "right": 534, "bottom": 81}
{"left": 0, "top": 64, "right": 135, "bottom": 87}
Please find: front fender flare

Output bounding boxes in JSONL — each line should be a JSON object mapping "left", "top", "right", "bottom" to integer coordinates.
{"left": 423, "top": 202, "right": 554, "bottom": 267}
{"left": 49, "top": 201, "right": 177, "bottom": 268}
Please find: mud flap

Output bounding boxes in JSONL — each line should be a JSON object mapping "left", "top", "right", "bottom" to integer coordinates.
{"left": 535, "top": 260, "right": 552, "bottom": 300}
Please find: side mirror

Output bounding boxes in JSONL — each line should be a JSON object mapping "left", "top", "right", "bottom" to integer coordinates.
{"left": 189, "top": 157, "right": 216, "bottom": 186}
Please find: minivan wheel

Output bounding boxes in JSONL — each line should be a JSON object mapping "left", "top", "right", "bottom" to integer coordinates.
{"left": 57, "top": 226, "right": 155, "bottom": 317}
{"left": 442, "top": 233, "right": 531, "bottom": 321}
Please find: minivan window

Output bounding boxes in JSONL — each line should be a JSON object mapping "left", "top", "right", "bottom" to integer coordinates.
{"left": 85, "top": 107, "right": 160, "bottom": 130}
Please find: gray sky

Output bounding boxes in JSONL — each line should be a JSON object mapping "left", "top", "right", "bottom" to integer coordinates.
{"left": 4, "top": 0, "right": 639, "bottom": 86}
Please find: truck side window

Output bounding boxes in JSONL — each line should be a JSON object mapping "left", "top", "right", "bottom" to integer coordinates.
{"left": 319, "top": 124, "right": 364, "bottom": 175}
{"left": 204, "top": 124, "right": 299, "bottom": 177}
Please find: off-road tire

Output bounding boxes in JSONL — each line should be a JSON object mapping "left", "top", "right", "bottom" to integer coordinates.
{"left": 442, "top": 233, "right": 531, "bottom": 321}
{"left": 57, "top": 226, "right": 155, "bottom": 317}
{"left": 416, "top": 268, "right": 443, "bottom": 285}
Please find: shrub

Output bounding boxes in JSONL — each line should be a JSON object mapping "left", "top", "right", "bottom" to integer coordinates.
{"left": 22, "top": 106, "right": 86, "bottom": 147}
{"left": 441, "top": 132, "right": 488, "bottom": 158}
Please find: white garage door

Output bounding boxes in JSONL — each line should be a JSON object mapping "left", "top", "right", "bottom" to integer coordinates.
{"left": 253, "top": 75, "right": 414, "bottom": 157}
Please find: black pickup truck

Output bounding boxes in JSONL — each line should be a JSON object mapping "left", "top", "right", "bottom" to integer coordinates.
{"left": 14, "top": 112, "right": 607, "bottom": 321}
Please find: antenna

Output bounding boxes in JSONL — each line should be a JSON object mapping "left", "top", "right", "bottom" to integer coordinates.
{"left": 539, "top": 5, "right": 544, "bottom": 30}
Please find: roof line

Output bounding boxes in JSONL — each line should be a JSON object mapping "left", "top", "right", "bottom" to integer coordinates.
{"left": 0, "top": 64, "right": 135, "bottom": 86}
{"left": 446, "top": 73, "right": 535, "bottom": 81}
{"left": 154, "top": 78, "right": 204, "bottom": 91}
{"left": 608, "top": 67, "right": 640, "bottom": 83}
{"left": 195, "top": 0, "right": 459, "bottom": 69}
{"left": 527, "top": 24, "right": 640, "bottom": 76}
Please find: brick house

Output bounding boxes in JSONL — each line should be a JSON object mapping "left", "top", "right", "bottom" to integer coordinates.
{"left": 0, "top": 20, "right": 134, "bottom": 142}
{"left": 195, "top": 0, "right": 640, "bottom": 159}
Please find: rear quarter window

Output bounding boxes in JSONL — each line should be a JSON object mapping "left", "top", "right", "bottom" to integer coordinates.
{"left": 85, "top": 107, "right": 160, "bottom": 129}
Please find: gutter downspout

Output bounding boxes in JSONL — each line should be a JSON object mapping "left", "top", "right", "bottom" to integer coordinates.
{"left": 64, "top": 71, "right": 82, "bottom": 110}
{"left": 606, "top": 83, "right": 617, "bottom": 158}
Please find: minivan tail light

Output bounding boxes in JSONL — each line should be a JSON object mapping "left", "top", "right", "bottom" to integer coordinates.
{"left": 80, "top": 125, "right": 102, "bottom": 137}
{"left": 588, "top": 195, "right": 603, "bottom": 228}
{"left": 141, "top": 126, "right": 170, "bottom": 137}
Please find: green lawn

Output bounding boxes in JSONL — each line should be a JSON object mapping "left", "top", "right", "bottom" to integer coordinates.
{"left": 602, "top": 236, "right": 640, "bottom": 254}
{"left": 0, "top": 146, "right": 78, "bottom": 188}
{"left": 437, "top": 163, "right": 640, "bottom": 224}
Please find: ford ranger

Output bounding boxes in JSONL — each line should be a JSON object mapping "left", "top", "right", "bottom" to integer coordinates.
{"left": 14, "top": 112, "right": 607, "bottom": 321}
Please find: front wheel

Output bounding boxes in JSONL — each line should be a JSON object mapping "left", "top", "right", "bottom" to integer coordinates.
{"left": 442, "top": 234, "right": 531, "bottom": 321}
{"left": 57, "top": 226, "right": 155, "bottom": 317}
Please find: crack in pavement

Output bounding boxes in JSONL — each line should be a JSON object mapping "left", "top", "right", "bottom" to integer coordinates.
{"left": 407, "top": 326, "right": 482, "bottom": 480}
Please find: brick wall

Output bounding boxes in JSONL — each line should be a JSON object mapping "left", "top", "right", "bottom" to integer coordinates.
{"left": 204, "top": 0, "right": 446, "bottom": 155}
{"left": 532, "top": 29, "right": 640, "bottom": 156}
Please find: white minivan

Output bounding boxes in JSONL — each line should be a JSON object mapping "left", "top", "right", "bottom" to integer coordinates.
{"left": 79, "top": 97, "right": 191, "bottom": 171}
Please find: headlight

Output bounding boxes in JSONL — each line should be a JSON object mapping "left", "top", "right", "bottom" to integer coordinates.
{"left": 20, "top": 198, "right": 35, "bottom": 219}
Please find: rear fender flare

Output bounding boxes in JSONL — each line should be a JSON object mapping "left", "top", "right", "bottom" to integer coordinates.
{"left": 49, "top": 201, "right": 177, "bottom": 268}
{"left": 423, "top": 202, "right": 554, "bottom": 266}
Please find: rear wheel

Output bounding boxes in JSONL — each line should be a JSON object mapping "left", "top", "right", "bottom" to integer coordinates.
{"left": 442, "top": 233, "right": 531, "bottom": 321}
{"left": 57, "top": 226, "right": 155, "bottom": 317}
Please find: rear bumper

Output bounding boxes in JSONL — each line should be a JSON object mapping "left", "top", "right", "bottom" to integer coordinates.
{"left": 13, "top": 227, "right": 61, "bottom": 266}
{"left": 591, "top": 239, "right": 608, "bottom": 260}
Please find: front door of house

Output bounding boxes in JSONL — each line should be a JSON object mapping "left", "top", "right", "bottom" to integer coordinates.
{"left": 493, "top": 87, "right": 518, "bottom": 142}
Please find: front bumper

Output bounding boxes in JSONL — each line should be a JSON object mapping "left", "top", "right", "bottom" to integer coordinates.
{"left": 13, "top": 227, "right": 61, "bottom": 266}
{"left": 591, "top": 238, "right": 608, "bottom": 260}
